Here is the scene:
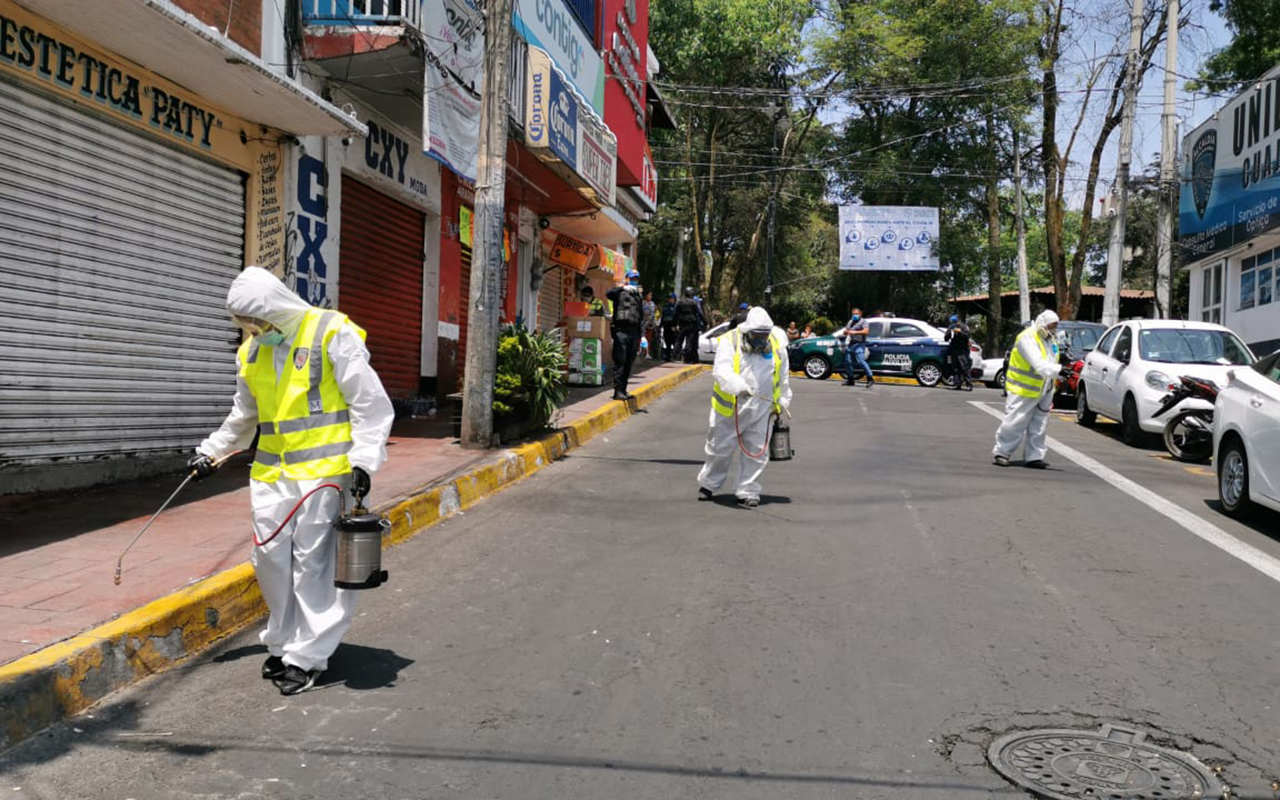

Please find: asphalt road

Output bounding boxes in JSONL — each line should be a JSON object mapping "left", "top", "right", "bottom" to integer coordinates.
{"left": 4, "top": 376, "right": 1280, "bottom": 799}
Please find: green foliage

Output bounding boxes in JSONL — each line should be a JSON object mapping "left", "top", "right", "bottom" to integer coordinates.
{"left": 807, "top": 316, "right": 837, "bottom": 335}
{"left": 1194, "top": 0, "right": 1280, "bottom": 93}
{"left": 492, "top": 325, "right": 568, "bottom": 428}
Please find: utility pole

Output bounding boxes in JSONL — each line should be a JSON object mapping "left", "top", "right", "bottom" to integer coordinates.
{"left": 460, "top": 0, "right": 513, "bottom": 448}
{"left": 1154, "top": 0, "right": 1179, "bottom": 318}
{"left": 764, "top": 118, "right": 778, "bottom": 310}
{"left": 1103, "top": 0, "right": 1146, "bottom": 327}
{"left": 673, "top": 229, "right": 686, "bottom": 293}
{"left": 1013, "top": 127, "right": 1031, "bottom": 325}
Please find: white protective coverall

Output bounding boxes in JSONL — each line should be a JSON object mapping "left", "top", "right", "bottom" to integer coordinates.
{"left": 697, "top": 307, "right": 793, "bottom": 501}
{"left": 992, "top": 309, "right": 1061, "bottom": 463}
{"left": 197, "top": 267, "right": 394, "bottom": 673}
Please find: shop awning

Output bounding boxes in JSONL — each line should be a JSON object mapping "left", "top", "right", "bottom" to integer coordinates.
{"left": 28, "top": 0, "right": 365, "bottom": 136}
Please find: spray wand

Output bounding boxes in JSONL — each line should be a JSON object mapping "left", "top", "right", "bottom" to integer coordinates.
{"left": 113, "top": 450, "right": 246, "bottom": 586}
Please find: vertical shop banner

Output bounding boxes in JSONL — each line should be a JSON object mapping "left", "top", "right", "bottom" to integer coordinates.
{"left": 838, "top": 206, "right": 939, "bottom": 271}
{"left": 525, "top": 48, "right": 578, "bottom": 169}
{"left": 579, "top": 111, "right": 618, "bottom": 208}
{"left": 512, "top": 0, "right": 606, "bottom": 113}
{"left": 422, "top": 0, "right": 483, "bottom": 182}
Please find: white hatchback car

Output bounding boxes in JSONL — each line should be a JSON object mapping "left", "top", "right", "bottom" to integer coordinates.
{"left": 1214, "top": 349, "right": 1280, "bottom": 519}
{"left": 1076, "top": 320, "right": 1256, "bottom": 445}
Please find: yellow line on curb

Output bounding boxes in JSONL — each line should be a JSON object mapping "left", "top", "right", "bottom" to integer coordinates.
{"left": 0, "top": 365, "right": 709, "bottom": 750}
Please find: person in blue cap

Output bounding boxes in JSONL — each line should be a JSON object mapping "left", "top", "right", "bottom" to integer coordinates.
{"left": 728, "top": 302, "right": 751, "bottom": 331}
{"left": 945, "top": 314, "right": 973, "bottom": 390}
{"left": 606, "top": 271, "right": 645, "bottom": 400}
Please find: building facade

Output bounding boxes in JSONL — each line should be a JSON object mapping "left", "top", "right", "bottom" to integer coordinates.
{"left": 1179, "top": 62, "right": 1280, "bottom": 357}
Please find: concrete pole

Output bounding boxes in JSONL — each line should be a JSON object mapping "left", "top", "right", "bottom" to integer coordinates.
{"left": 673, "top": 229, "right": 686, "bottom": 293}
{"left": 1154, "top": 0, "right": 1179, "bottom": 318}
{"left": 460, "top": 0, "right": 513, "bottom": 448}
{"left": 1013, "top": 127, "right": 1031, "bottom": 325}
{"left": 1103, "top": 0, "right": 1146, "bottom": 326}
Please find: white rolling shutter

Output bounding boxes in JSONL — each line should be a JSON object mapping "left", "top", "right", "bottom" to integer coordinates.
{"left": 0, "top": 79, "right": 246, "bottom": 468}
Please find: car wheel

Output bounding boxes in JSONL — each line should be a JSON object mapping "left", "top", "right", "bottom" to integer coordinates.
{"left": 802, "top": 354, "right": 832, "bottom": 380}
{"left": 1120, "top": 394, "right": 1145, "bottom": 446}
{"left": 1076, "top": 383, "right": 1097, "bottom": 426}
{"left": 994, "top": 369, "right": 1006, "bottom": 390}
{"left": 914, "top": 360, "right": 942, "bottom": 387}
{"left": 1218, "top": 437, "right": 1252, "bottom": 518}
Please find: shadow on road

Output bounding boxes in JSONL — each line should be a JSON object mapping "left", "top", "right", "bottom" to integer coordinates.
{"left": 212, "top": 642, "right": 414, "bottom": 692}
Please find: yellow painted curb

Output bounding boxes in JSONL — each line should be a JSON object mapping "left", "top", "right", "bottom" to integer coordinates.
{"left": 0, "top": 364, "right": 708, "bottom": 751}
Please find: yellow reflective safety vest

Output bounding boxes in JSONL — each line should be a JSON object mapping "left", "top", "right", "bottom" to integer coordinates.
{"left": 711, "top": 329, "right": 784, "bottom": 417}
{"left": 1005, "top": 327, "right": 1055, "bottom": 399}
{"left": 239, "top": 309, "right": 365, "bottom": 482}
{"left": 586, "top": 297, "right": 605, "bottom": 316}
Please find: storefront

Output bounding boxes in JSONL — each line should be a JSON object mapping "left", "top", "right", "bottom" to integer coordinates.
{"left": 0, "top": 0, "right": 358, "bottom": 492}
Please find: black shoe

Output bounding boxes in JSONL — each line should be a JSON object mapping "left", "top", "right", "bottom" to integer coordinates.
{"left": 611, "top": 392, "right": 628, "bottom": 401}
{"left": 698, "top": 487, "right": 714, "bottom": 501}
{"left": 1024, "top": 460, "right": 1049, "bottom": 470}
{"left": 865, "top": 378, "right": 875, "bottom": 387}
{"left": 261, "top": 655, "right": 286, "bottom": 680}
{"left": 843, "top": 379, "right": 856, "bottom": 386}
{"left": 963, "top": 382, "right": 974, "bottom": 391}
{"left": 737, "top": 496, "right": 760, "bottom": 509}
{"left": 274, "top": 665, "right": 322, "bottom": 696}
{"left": 993, "top": 455, "right": 1011, "bottom": 467}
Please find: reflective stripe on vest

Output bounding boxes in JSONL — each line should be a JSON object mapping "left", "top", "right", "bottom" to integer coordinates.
{"left": 1006, "top": 328, "right": 1049, "bottom": 399}
{"left": 711, "top": 330, "right": 783, "bottom": 417}
{"left": 239, "top": 309, "right": 366, "bottom": 482}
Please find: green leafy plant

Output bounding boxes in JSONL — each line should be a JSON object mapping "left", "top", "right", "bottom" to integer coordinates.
{"left": 807, "top": 316, "right": 837, "bottom": 335}
{"left": 493, "top": 324, "right": 568, "bottom": 428}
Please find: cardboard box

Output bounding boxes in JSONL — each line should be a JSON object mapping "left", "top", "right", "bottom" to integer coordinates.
{"left": 565, "top": 316, "right": 609, "bottom": 340}
{"left": 568, "top": 351, "right": 602, "bottom": 371}
{"left": 567, "top": 337, "right": 602, "bottom": 355}
{"left": 568, "top": 369, "right": 605, "bottom": 386}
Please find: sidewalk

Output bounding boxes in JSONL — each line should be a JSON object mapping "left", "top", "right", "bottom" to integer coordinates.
{"left": 0, "top": 359, "right": 705, "bottom": 748}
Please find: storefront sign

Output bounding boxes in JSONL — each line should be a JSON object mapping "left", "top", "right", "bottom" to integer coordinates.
{"left": 0, "top": 10, "right": 222, "bottom": 149}
{"left": 512, "top": 0, "right": 605, "bottom": 113}
{"left": 295, "top": 153, "right": 330, "bottom": 305}
{"left": 838, "top": 206, "right": 939, "bottom": 271}
{"left": 639, "top": 142, "right": 657, "bottom": 212}
{"left": 340, "top": 90, "right": 440, "bottom": 211}
{"left": 579, "top": 112, "right": 618, "bottom": 208}
{"left": 606, "top": 0, "right": 645, "bottom": 129}
{"left": 601, "top": 0, "right": 648, "bottom": 186}
{"left": 549, "top": 232, "right": 595, "bottom": 273}
{"left": 1179, "top": 63, "right": 1280, "bottom": 264}
{"left": 526, "top": 47, "right": 578, "bottom": 169}
{"left": 600, "top": 247, "right": 634, "bottom": 284}
{"left": 422, "top": 0, "right": 483, "bottom": 181}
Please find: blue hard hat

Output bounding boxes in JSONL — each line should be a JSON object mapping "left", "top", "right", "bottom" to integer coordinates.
{"left": 739, "top": 303, "right": 750, "bottom": 309}
{"left": 949, "top": 314, "right": 959, "bottom": 323}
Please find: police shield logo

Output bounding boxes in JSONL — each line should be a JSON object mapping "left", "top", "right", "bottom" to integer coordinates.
{"left": 1191, "top": 129, "right": 1216, "bottom": 219}
{"left": 293, "top": 347, "right": 310, "bottom": 371}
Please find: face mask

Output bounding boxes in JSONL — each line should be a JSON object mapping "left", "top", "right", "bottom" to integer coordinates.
{"left": 850, "top": 315, "right": 861, "bottom": 324}
{"left": 745, "top": 334, "right": 771, "bottom": 353}
{"left": 256, "top": 330, "right": 287, "bottom": 348}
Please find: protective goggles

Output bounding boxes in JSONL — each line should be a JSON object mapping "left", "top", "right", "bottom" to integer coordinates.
{"left": 743, "top": 332, "right": 772, "bottom": 352}
{"left": 231, "top": 315, "right": 276, "bottom": 338}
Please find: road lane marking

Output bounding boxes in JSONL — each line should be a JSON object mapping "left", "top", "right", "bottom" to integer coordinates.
{"left": 968, "top": 400, "right": 1280, "bottom": 585}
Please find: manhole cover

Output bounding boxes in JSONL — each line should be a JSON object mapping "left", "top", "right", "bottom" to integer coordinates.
{"left": 987, "top": 724, "right": 1221, "bottom": 799}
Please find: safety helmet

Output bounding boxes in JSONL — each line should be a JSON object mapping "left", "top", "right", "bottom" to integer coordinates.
{"left": 625, "top": 270, "right": 640, "bottom": 279}
{"left": 739, "top": 302, "right": 750, "bottom": 310}
{"left": 684, "top": 287, "right": 696, "bottom": 297}
{"left": 949, "top": 314, "right": 958, "bottom": 323}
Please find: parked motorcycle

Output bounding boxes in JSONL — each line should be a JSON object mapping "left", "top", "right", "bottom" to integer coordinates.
{"left": 1152, "top": 375, "right": 1221, "bottom": 463}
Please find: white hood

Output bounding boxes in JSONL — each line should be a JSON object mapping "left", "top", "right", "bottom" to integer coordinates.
{"left": 226, "top": 266, "right": 312, "bottom": 337}
{"left": 742, "top": 307, "right": 774, "bottom": 333}
{"left": 1034, "top": 309, "right": 1060, "bottom": 334}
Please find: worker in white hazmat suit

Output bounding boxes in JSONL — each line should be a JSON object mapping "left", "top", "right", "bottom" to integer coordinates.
{"left": 697, "top": 307, "right": 793, "bottom": 508}
{"left": 992, "top": 309, "right": 1062, "bottom": 468}
{"left": 190, "top": 267, "right": 393, "bottom": 695}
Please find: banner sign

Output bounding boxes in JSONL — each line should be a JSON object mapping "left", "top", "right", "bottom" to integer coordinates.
{"left": 579, "top": 111, "right": 618, "bottom": 208}
{"left": 422, "top": 0, "right": 483, "bottom": 182}
{"left": 526, "top": 47, "right": 578, "bottom": 169}
{"left": 600, "top": 247, "right": 634, "bottom": 284}
{"left": 838, "top": 206, "right": 939, "bottom": 271}
{"left": 512, "top": 0, "right": 605, "bottom": 113}
{"left": 1178, "top": 64, "right": 1280, "bottom": 265}
{"left": 549, "top": 232, "right": 596, "bottom": 273}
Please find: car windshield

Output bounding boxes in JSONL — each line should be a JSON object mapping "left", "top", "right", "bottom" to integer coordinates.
{"left": 1138, "top": 328, "right": 1254, "bottom": 365}
{"left": 1060, "top": 327, "right": 1101, "bottom": 353}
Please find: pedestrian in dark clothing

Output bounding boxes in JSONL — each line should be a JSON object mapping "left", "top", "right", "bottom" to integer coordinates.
{"left": 661, "top": 293, "right": 678, "bottom": 361}
{"left": 607, "top": 272, "right": 645, "bottom": 400}
{"left": 945, "top": 315, "right": 973, "bottom": 390}
{"left": 674, "top": 287, "right": 706, "bottom": 364}
{"left": 728, "top": 302, "right": 750, "bottom": 330}
{"left": 841, "top": 307, "right": 874, "bottom": 386}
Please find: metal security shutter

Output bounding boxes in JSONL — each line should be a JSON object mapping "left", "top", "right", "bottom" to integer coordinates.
{"left": 337, "top": 178, "right": 425, "bottom": 400}
{"left": 538, "top": 264, "right": 563, "bottom": 332}
{"left": 458, "top": 244, "right": 472, "bottom": 374}
{"left": 0, "top": 79, "right": 245, "bottom": 468}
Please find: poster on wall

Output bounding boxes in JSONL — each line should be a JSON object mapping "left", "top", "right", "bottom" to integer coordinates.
{"left": 422, "top": 0, "right": 483, "bottom": 182}
{"left": 837, "top": 206, "right": 939, "bottom": 271}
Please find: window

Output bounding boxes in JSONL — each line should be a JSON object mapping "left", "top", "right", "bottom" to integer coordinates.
{"left": 1255, "top": 353, "right": 1280, "bottom": 383}
{"left": 1240, "top": 256, "right": 1257, "bottom": 310}
{"left": 888, "top": 322, "right": 928, "bottom": 338}
{"left": 1096, "top": 326, "right": 1121, "bottom": 357}
{"left": 1138, "top": 328, "right": 1255, "bottom": 366}
{"left": 1258, "top": 248, "right": 1275, "bottom": 306}
{"left": 867, "top": 321, "right": 886, "bottom": 338}
{"left": 1113, "top": 326, "right": 1133, "bottom": 362}
{"left": 1200, "top": 262, "right": 1223, "bottom": 323}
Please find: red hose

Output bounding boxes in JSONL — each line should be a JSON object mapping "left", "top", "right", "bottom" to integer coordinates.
{"left": 253, "top": 483, "right": 345, "bottom": 546}
{"left": 734, "top": 402, "right": 774, "bottom": 459}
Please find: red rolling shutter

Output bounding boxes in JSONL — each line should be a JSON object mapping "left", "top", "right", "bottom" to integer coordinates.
{"left": 338, "top": 179, "right": 425, "bottom": 400}
{"left": 458, "top": 244, "right": 472, "bottom": 376}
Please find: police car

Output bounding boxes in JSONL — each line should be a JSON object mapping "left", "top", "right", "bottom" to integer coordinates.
{"left": 787, "top": 316, "right": 981, "bottom": 386}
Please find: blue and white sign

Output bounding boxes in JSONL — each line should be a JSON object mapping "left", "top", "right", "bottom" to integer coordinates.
{"left": 513, "top": 0, "right": 605, "bottom": 113}
{"left": 838, "top": 206, "right": 939, "bottom": 271}
{"left": 526, "top": 47, "right": 578, "bottom": 169}
{"left": 1178, "top": 64, "right": 1280, "bottom": 265}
